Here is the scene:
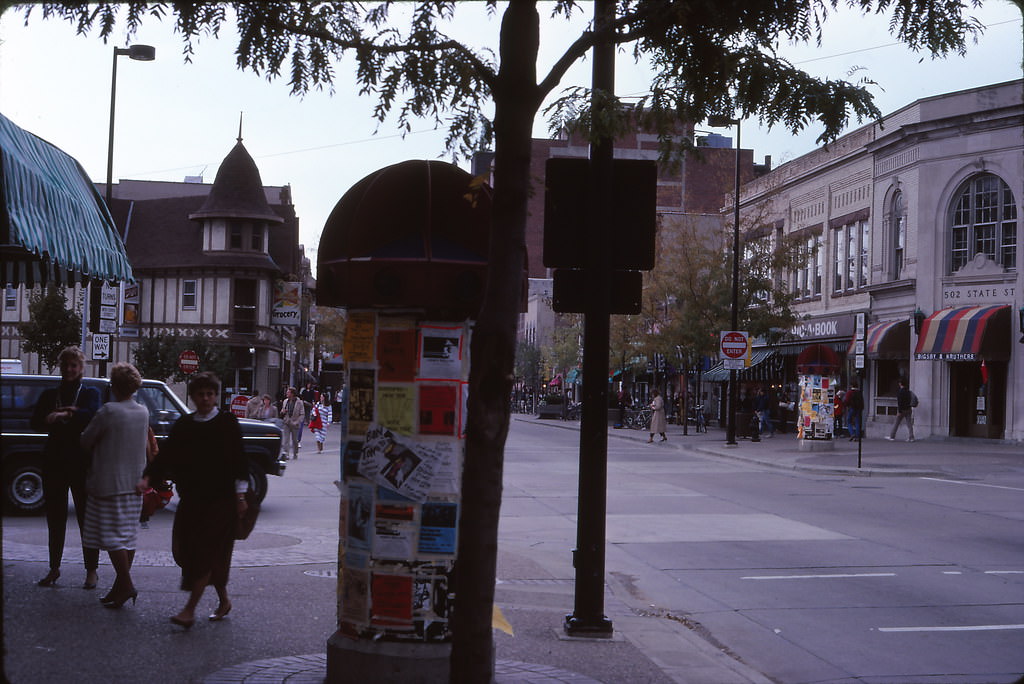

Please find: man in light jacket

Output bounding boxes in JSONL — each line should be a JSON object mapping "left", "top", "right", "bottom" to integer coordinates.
{"left": 279, "top": 386, "right": 305, "bottom": 460}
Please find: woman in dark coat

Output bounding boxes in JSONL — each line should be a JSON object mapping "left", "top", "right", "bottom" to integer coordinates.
{"left": 30, "top": 346, "right": 101, "bottom": 589}
{"left": 139, "top": 372, "right": 249, "bottom": 629}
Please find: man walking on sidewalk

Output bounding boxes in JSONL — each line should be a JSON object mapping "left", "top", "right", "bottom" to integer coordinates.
{"left": 887, "top": 379, "right": 916, "bottom": 442}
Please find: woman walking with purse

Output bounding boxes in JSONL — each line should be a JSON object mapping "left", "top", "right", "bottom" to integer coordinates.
{"left": 139, "top": 372, "right": 249, "bottom": 629}
{"left": 80, "top": 363, "right": 150, "bottom": 609}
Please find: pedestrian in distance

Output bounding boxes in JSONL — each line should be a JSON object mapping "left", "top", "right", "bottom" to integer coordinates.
{"left": 79, "top": 362, "right": 150, "bottom": 609}
{"left": 279, "top": 386, "right": 304, "bottom": 460}
{"left": 886, "top": 379, "right": 917, "bottom": 442}
{"left": 139, "top": 372, "right": 249, "bottom": 629}
{"left": 256, "top": 394, "right": 278, "bottom": 422}
{"left": 308, "top": 392, "right": 329, "bottom": 453}
{"left": 648, "top": 389, "right": 667, "bottom": 443}
{"left": 244, "top": 390, "right": 262, "bottom": 419}
{"left": 30, "top": 346, "right": 102, "bottom": 589}
{"left": 754, "top": 387, "right": 775, "bottom": 437}
{"left": 845, "top": 382, "right": 865, "bottom": 440}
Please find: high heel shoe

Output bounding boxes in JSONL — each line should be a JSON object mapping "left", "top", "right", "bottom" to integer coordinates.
{"left": 208, "top": 600, "right": 232, "bottom": 621}
{"left": 102, "top": 588, "right": 138, "bottom": 609}
{"left": 37, "top": 569, "right": 60, "bottom": 587}
{"left": 170, "top": 614, "right": 195, "bottom": 630}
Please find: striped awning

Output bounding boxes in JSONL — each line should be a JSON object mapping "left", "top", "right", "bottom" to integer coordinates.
{"left": 702, "top": 349, "right": 779, "bottom": 382}
{"left": 1, "top": 112, "right": 133, "bottom": 287}
{"left": 914, "top": 305, "right": 1011, "bottom": 361}
{"left": 847, "top": 319, "right": 910, "bottom": 359}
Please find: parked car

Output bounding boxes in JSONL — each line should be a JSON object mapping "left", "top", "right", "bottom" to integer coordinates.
{"left": 1, "top": 374, "right": 285, "bottom": 515}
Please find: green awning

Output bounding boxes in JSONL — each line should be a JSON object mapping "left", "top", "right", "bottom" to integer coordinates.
{"left": 1, "top": 112, "right": 132, "bottom": 287}
{"left": 702, "top": 349, "right": 778, "bottom": 382}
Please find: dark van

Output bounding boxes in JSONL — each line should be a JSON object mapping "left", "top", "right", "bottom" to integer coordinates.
{"left": 1, "top": 374, "right": 285, "bottom": 515}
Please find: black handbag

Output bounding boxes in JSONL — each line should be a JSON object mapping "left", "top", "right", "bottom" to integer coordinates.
{"left": 235, "top": 490, "right": 260, "bottom": 540}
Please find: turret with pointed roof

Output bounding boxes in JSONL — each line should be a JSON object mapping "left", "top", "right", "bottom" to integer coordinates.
{"left": 189, "top": 137, "right": 283, "bottom": 223}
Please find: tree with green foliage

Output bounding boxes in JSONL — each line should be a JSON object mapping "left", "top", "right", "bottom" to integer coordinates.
{"left": 18, "top": 285, "right": 81, "bottom": 372}
{"left": 132, "top": 332, "right": 232, "bottom": 384}
{"left": 132, "top": 333, "right": 180, "bottom": 382}
{"left": 23, "top": 2, "right": 985, "bottom": 678}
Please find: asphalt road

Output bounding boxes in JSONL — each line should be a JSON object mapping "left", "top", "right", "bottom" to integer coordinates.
{"left": 3, "top": 419, "right": 1022, "bottom": 683}
{"left": 506, "top": 418, "right": 1024, "bottom": 683}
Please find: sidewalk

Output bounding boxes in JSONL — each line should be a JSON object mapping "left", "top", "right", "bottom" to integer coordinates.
{"left": 519, "top": 413, "right": 1024, "bottom": 480}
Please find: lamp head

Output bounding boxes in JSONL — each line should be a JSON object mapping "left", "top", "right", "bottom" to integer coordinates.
{"left": 913, "top": 307, "right": 926, "bottom": 336}
{"left": 707, "top": 115, "right": 739, "bottom": 128}
{"left": 117, "top": 44, "right": 156, "bottom": 61}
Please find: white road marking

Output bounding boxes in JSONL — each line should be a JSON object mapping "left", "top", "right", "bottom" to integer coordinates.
{"left": 879, "top": 624, "right": 1024, "bottom": 633}
{"left": 919, "top": 477, "right": 1024, "bottom": 492}
{"left": 985, "top": 570, "right": 1024, "bottom": 575}
{"left": 742, "top": 572, "right": 896, "bottom": 580}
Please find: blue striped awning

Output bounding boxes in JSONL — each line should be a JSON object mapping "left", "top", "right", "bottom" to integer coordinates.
{"left": 1, "top": 112, "right": 133, "bottom": 287}
{"left": 914, "top": 305, "right": 1011, "bottom": 361}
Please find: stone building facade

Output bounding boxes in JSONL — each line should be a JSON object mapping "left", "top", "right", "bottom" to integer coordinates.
{"left": 738, "top": 80, "right": 1023, "bottom": 441}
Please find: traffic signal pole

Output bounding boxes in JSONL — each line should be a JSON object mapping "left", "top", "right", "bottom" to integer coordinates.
{"left": 565, "top": 0, "right": 614, "bottom": 638}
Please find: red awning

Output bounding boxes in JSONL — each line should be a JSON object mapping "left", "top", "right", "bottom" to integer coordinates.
{"left": 548, "top": 374, "right": 562, "bottom": 387}
{"left": 847, "top": 319, "right": 910, "bottom": 359}
{"left": 796, "top": 343, "right": 840, "bottom": 375}
{"left": 914, "top": 305, "right": 1011, "bottom": 361}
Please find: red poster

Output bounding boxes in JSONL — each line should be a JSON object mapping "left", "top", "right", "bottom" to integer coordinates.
{"left": 419, "top": 384, "right": 458, "bottom": 436}
{"left": 377, "top": 329, "right": 417, "bottom": 382}
{"left": 371, "top": 573, "right": 413, "bottom": 629}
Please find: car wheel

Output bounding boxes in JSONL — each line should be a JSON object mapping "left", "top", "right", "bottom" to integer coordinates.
{"left": 247, "top": 465, "right": 268, "bottom": 505}
{"left": 4, "top": 461, "right": 45, "bottom": 515}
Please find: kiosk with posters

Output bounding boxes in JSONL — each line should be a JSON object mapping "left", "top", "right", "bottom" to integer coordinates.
{"left": 795, "top": 343, "right": 840, "bottom": 451}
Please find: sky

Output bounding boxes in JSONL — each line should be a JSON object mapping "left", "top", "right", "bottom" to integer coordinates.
{"left": 1, "top": 3, "right": 1021, "bottom": 277}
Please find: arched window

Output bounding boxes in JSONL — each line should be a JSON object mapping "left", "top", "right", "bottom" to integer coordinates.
{"left": 891, "top": 191, "right": 906, "bottom": 279}
{"left": 949, "top": 174, "right": 1017, "bottom": 273}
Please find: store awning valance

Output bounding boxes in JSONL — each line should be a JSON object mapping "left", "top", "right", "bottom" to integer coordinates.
{"left": 848, "top": 319, "right": 910, "bottom": 359}
{"left": 1, "top": 112, "right": 132, "bottom": 287}
{"left": 796, "top": 343, "right": 840, "bottom": 375}
{"left": 702, "top": 349, "right": 778, "bottom": 382}
{"left": 914, "top": 305, "right": 1011, "bottom": 361}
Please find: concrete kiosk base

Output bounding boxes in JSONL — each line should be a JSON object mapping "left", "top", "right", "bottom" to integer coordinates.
{"left": 326, "top": 632, "right": 453, "bottom": 683}
{"left": 798, "top": 438, "right": 835, "bottom": 452}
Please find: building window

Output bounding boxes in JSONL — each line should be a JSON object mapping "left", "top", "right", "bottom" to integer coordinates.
{"left": 791, "top": 233, "right": 822, "bottom": 299}
{"left": 4, "top": 286, "right": 16, "bottom": 310}
{"left": 251, "top": 225, "right": 264, "bottom": 251}
{"left": 233, "top": 278, "right": 257, "bottom": 334}
{"left": 229, "top": 224, "right": 243, "bottom": 250}
{"left": 950, "top": 174, "right": 1017, "bottom": 272}
{"left": 832, "top": 220, "right": 869, "bottom": 294}
{"left": 891, "top": 191, "right": 906, "bottom": 280}
{"left": 181, "top": 280, "right": 197, "bottom": 310}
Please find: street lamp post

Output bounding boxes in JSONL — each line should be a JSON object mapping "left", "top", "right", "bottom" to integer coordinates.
{"left": 708, "top": 115, "right": 741, "bottom": 446}
{"left": 106, "top": 44, "right": 155, "bottom": 210}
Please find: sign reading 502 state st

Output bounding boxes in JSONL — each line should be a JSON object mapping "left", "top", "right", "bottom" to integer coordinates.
{"left": 272, "top": 281, "right": 302, "bottom": 326}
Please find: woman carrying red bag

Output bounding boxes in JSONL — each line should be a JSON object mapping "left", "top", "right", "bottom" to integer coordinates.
{"left": 308, "top": 392, "right": 328, "bottom": 453}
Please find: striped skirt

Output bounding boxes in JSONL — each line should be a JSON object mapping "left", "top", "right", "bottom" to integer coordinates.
{"left": 82, "top": 493, "right": 142, "bottom": 551}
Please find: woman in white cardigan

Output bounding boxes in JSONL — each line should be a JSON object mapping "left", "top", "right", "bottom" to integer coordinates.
{"left": 80, "top": 363, "right": 150, "bottom": 609}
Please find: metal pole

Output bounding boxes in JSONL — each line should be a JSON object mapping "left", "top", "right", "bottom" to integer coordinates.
{"left": 726, "top": 121, "right": 741, "bottom": 446}
{"left": 106, "top": 47, "right": 122, "bottom": 210}
{"left": 565, "top": 0, "right": 614, "bottom": 638}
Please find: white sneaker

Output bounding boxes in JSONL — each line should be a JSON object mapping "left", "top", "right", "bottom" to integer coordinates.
{"left": 907, "top": 438, "right": 915, "bottom": 442}
{"left": 885, "top": 436, "right": 895, "bottom": 441}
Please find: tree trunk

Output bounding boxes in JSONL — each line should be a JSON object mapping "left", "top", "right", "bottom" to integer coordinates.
{"left": 450, "top": 4, "right": 540, "bottom": 682}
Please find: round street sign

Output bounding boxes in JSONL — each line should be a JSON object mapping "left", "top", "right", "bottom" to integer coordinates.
{"left": 178, "top": 349, "right": 200, "bottom": 375}
{"left": 720, "top": 331, "right": 749, "bottom": 359}
{"left": 230, "top": 395, "right": 250, "bottom": 418}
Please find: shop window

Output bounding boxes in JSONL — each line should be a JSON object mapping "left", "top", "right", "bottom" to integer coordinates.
{"left": 949, "top": 174, "right": 1017, "bottom": 272}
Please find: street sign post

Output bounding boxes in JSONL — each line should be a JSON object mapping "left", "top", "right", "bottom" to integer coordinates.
{"left": 720, "top": 330, "right": 749, "bottom": 370}
{"left": 178, "top": 349, "right": 199, "bottom": 375}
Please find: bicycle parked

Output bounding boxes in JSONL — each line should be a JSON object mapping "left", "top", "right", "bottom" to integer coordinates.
{"left": 690, "top": 404, "right": 708, "bottom": 433}
{"left": 625, "top": 407, "right": 652, "bottom": 430}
